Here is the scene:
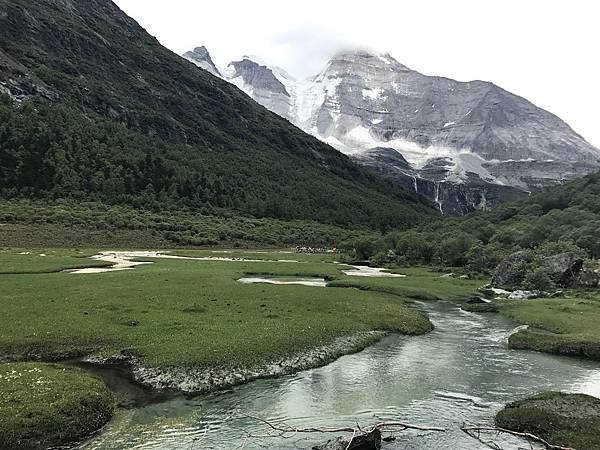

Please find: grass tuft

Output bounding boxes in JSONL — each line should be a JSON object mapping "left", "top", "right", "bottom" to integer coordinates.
{"left": 0, "top": 362, "right": 114, "bottom": 450}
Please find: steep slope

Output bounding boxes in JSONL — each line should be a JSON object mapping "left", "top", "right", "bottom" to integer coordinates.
{"left": 0, "top": 0, "right": 435, "bottom": 230}
{"left": 357, "top": 170, "right": 600, "bottom": 273}
{"left": 190, "top": 47, "right": 600, "bottom": 215}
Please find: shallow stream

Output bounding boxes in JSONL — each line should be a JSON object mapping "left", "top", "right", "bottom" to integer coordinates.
{"left": 81, "top": 300, "right": 600, "bottom": 449}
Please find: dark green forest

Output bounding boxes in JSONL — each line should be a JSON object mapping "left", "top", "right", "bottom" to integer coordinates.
{"left": 0, "top": 0, "right": 434, "bottom": 232}
{"left": 354, "top": 172, "right": 600, "bottom": 275}
{"left": 0, "top": 95, "right": 433, "bottom": 229}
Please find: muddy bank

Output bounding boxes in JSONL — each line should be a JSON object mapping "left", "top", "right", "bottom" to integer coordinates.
{"left": 82, "top": 331, "right": 388, "bottom": 396}
{"left": 66, "top": 251, "right": 306, "bottom": 274}
{"left": 66, "top": 360, "right": 179, "bottom": 408}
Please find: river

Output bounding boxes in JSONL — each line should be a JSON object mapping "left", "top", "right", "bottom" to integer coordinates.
{"left": 81, "top": 300, "right": 600, "bottom": 449}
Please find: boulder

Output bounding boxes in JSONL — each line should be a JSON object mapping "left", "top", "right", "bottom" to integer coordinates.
{"left": 492, "top": 251, "right": 583, "bottom": 288}
{"left": 576, "top": 270, "right": 600, "bottom": 288}
{"left": 312, "top": 429, "right": 382, "bottom": 450}
{"left": 542, "top": 253, "right": 583, "bottom": 287}
{"left": 491, "top": 251, "right": 535, "bottom": 287}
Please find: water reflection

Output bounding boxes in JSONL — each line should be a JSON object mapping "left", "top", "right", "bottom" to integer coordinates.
{"left": 83, "top": 301, "right": 600, "bottom": 450}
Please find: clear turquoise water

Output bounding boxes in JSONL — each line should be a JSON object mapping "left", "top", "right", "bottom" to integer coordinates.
{"left": 82, "top": 300, "right": 600, "bottom": 450}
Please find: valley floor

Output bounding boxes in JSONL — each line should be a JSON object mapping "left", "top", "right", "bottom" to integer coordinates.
{"left": 0, "top": 248, "right": 443, "bottom": 448}
{"left": 0, "top": 249, "right": 443, "bottom": 388}
{"left": 2, "top": 247, "right": 600, "bottom": 449}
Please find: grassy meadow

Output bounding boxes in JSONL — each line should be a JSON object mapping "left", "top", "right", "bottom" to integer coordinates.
{"left": 0, "top": 249, "right": 463, "bottom": 370}
{"left": 329, "top": 266, "right": 484, "bottom": 301}
{"left": 0, "top": 249, "right": 111, "bottom": 274}
{"left": 500, "top": 292, "right": 600, "bottom": 360}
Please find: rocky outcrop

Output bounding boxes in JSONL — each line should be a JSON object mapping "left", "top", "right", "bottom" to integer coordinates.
{"left": 184, "top": 47, "right": 600, "bottom": 216}
{"left": 182, "top": 46, "right": 221, "bottom": 77}
{"left": 313, "top": 429, "right": 381, "bottom": 450}
{"left": 543, "top": 253, "right": 584, "bottom": 286}
{"left": 576, "top": 271, "right": 600, "bottom": 288}
{"left": 492, "top": 251, "right": 583, "bottom": 288}
{"left": 491, "top": 251, "right": 535, "bottom": 287}
{"left": 222, "top": 56, "right": 295, "bottom": 121}
{"left": 354, "top": 148, "right": 526, "bottom": 215}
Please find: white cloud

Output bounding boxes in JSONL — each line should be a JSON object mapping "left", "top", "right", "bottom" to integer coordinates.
{"left": 113, "top": 0, "right": 600, "bottom": 147}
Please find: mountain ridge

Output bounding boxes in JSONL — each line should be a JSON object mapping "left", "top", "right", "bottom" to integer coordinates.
{"left": 185, "top": 46, "right": 600, "bottom": 215}
{"left": 0, "top": 0, "right": 435, "bottom": 230}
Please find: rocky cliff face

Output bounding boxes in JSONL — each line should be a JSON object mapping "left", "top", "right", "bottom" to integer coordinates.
{"left": 222, "top": 57, "right": 295, "bottom": 121}
{"left": 185, "top": 47, "right": 600, "bottom": 215}
{"left": 182, "top": 46, "right": 221, "bottom": 77}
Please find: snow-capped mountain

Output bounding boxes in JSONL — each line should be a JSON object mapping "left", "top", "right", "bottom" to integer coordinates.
{"left": 182, "top": 46, "right": 221, "bottom": 77}
{"left": 222, "top": 56, "right": 296, "bottom": 122}
{"left": 183, "top": 47, "right": 600, "bottom": 215}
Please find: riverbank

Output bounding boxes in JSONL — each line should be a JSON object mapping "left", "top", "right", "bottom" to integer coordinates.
{"left": 86, "top": 331, "right": 391, "bottom": 394}
{"left": 328, "top": 266, "right": 484, "bottom": 301}
{"left": 496, "top": 392, "right": 600, "bottom": 450}
{"left": 485, "top": 291, "right": 600, "bottom": 360}
{"left": 0, "top": 249, "right": 436, "bottom": 392}
{"left": 0, "top": 362, "right": 114, "bottom": 450}
{"left": 80, "top": 298, "right": 600, "bottom": 449}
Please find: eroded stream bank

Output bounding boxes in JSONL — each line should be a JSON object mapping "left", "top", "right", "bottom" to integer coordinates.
{"left": 81, "top": 300, "right": 600, "bottom": 450}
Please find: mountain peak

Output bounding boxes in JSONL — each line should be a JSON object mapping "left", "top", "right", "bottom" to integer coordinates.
{"left": 182, "top": 45, "right": 221, "bottom": 77}
{"left": 229, "top": 55, "right": 296, "bottom": 82}
{"left": 328, "top": 49, "right": 411, "bottom": 71}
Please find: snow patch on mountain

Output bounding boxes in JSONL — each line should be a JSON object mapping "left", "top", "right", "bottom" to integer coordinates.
{"left": 362, "top": 87, "right": 385, "bottom": 100}
{"left": 181, "top": 45, "right": 600, "bottom": 215}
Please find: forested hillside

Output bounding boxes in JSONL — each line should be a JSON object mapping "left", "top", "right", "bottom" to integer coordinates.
{"left": 0, "top": 0, "right": 434, "bottom": 231}
{"left": 356, "top": 172, "right": 600, "bottom": 272}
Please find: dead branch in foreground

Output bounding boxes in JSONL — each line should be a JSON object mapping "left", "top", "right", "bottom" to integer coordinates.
{"left": 191, "top": 416, "right": 575, "bottom": 450}
{"left": 460, "top": 425, "right": 574, "bottom": 450}
{"left": 243, "top": 414, "right": 446, "bottom": 439}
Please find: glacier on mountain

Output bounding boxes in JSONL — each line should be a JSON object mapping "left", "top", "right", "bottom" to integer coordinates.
{"left": 183, "top": 47, "right": 600, "bottom": 215}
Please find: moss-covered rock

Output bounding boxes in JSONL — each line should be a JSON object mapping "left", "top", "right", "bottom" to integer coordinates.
{"left": 508, "top": 327, "right": 600, "bottom": 360}
{"left": 496, "top": 391, "right": 600, "bottom": 450}
{"left": 461, "top": 301, "right": 500, "bottom": 313}
{"left": 0, "top": 363, "right": 114, "bottom": 449}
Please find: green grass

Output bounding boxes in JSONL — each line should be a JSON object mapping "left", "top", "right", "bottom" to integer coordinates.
{"left": 496, "top": 391, "right": 600, "bottom": 450}
{"left": 0, "top": 362, "right": 114, "bottom": 450}
{"left": 168, "top": 248, "right": 344, "bottom": 264}
{"left": 499, "top": 292, "right": 600, "bottom": 360}
{"left": 328, "top": 266, "right": 483, "bottom": 301}
{"left": 0, "top": 249, "right": 110, "bottom": 274}
{"left": 0, "top": 251, "right": 435, "bottom": 369}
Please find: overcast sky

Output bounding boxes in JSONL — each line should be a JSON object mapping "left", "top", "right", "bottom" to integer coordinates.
{"left": 114, "top": 0, "right": 599, "bottom": 147}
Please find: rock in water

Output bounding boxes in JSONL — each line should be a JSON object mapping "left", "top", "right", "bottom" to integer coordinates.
{"left": 312, "top": 428, "right": 382, "bottom": 450}
{"left": 465, "top": 296, "right": 491, "bottom": 304}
